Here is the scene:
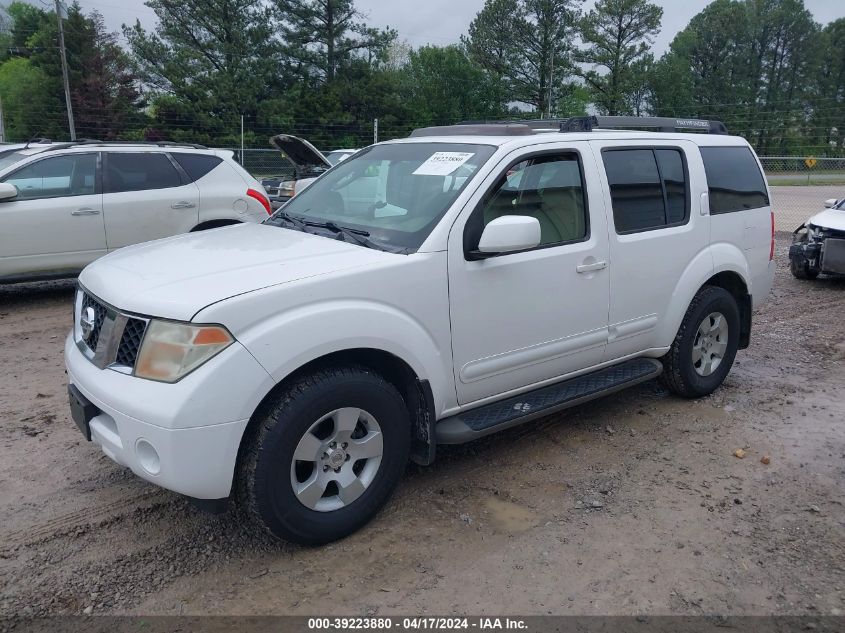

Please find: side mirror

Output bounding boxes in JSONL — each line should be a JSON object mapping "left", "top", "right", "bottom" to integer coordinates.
{"left": 0, "top": 182, "right": 18, "bottom": 201}
{"left": 471, "top": 215, "right": 542, "bottom": 259}
{"left": 824, "top": 198, "right": 838, "bottom": 209}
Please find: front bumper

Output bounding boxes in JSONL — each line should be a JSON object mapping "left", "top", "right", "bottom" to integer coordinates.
{"left": 65, "top": 333, "right": 275, "bottom": 500}
{"left": 790, "top": 238, "right": 845, "bottom": 275}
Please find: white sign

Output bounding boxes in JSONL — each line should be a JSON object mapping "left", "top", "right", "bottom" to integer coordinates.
{"left": 413, "top": 152, "right": 475, "bottom": 176}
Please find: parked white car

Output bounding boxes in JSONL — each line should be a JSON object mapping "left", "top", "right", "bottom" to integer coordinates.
{"left": 789, "top": 196, "right": 845, "bottom": 279}
{"left": 65, "top": 117, "right": 775, "bottom": 545}
{"left": 0, "top": 141, "right": 271, "bottom": 284}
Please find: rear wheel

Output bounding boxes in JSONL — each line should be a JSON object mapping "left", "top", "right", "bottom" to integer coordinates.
{"left": 662, "top": 286, "right": 740, "bottom": 398}
{"left": 238, "top": 365, "right": 410, "bottom": 545}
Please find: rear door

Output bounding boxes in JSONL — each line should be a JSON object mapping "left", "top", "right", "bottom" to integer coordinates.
{"left": 594, "top": 140, "right": 709, "bottom": 360}
{"left": 102, "top": 151, "right": 200, "bottom": 250}
{"left": 0, "top": 152, "right": 105, "bottom": 278}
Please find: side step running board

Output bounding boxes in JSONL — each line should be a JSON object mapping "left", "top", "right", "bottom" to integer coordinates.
{"left": 436, "top": 358, "right": 663, "bottom": 444}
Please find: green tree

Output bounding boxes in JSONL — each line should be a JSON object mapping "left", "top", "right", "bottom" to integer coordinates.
{"left": 467, "top": 0, "right": 582, "bottom": 116}
{"left": 275, "top": 0, "right": 396, "bottom": 83}
{"left": 576, "top": 0, "right": 662, "bottom": 115}
{"left": 124, "top": 0, "right": 277, "bottom": 136}
{"left": 401, "top": 45, "right": 505, "bottom": 124}
{"left": 0, "top": 57, "right": 58, "bottom": 139}
{"left": 809, "top": 18, "right": 845, "bottom": 154}
{"left": 651, "top": 0, "right": 820, "bottom": 153}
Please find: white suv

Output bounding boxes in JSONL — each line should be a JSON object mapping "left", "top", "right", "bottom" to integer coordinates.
{"left": 0, "top": 141, "right": 271, "bottom": 284}
{"left": 65, "top": 117, "right": 775, "bottom": 544}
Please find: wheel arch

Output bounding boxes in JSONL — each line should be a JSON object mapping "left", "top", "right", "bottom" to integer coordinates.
{"left": 235, "top": 348, "right": 436, "bottom": 494}
{"left": 663, "top": 245, "right": 753, "bottom": 352}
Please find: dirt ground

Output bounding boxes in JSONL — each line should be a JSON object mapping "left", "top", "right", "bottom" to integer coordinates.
{"left": 0, "top": 234, "right": 843, "bottom": 619}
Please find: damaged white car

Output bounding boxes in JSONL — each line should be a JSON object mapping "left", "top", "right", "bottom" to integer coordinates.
{"left": 789, "top": 197, "right": 845, "bottom": 279}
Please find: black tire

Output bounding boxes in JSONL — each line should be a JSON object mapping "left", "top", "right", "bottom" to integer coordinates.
{"left": 661, "top": 286, "right": 741, "bottom": 399}
{"left": 238, "top": 365, "right": 410, "bottom": 545}
{"left": 790, "top": 254, "right": 819, "bottom": 280}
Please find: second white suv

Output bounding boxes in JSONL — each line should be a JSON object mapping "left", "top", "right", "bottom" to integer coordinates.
{"left": 0, "top": 141, "right": 271, "bottom": 284}
{"left": 65, "top": 117, "right": 775, "bottom": 545}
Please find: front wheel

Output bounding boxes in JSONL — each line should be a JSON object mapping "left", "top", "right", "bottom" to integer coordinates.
{"left": 661, "top": 286, "right": 741, "bottom": 399}
{"left": 238, "top": 365, "right": 410, "bottom": 545}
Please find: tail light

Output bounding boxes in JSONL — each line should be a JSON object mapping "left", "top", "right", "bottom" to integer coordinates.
{"left": 247, "top": 188, "right": 272, "bottom": 215}
{"left": 769, "top": 211, "right": 775, "bottom": 261}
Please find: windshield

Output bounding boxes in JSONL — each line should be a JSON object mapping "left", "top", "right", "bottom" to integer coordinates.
{"left": 269, "top": 142, "right": 496, "bottom": 252}
{"left": 835, "top": 198, "right": 845, "bottom": 210}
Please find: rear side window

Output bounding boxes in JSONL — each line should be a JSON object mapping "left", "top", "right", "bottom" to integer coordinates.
{"left": 602, "top": 148, "right": 689, "bottom": 233}
{"left": 700, "top": 147, "right": 769, "bottom": 214}
{"left": 105, "top": 153, "right": 182, "bottom": 193}
{"left": 172, "top": 153, "right": 222, "bottom": 182}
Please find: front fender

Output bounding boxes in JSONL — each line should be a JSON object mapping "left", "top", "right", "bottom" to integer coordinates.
{"left": 209, "top": 299, "right": 452, "bottom": 416}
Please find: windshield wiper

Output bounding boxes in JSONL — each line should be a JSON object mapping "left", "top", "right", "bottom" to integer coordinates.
{"left": 303, "top": 220, "right": 385, "bottom": 251}
{"left": 268, "top": 211, "right": 309, "bottom": 231}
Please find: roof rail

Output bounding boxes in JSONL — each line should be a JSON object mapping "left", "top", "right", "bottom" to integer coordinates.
{"left": 560, "top": 116, "right": 729, "bottom": 135}
{"left": 411, "top": 124, "right": 535, "bottom": 138}
{"left": 40, "top": 140, "right": 209, "bottom": 152}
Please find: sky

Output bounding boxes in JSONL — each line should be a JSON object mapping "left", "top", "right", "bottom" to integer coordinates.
{"left": 68, "top": 0, "right": 845, "bottom": 54}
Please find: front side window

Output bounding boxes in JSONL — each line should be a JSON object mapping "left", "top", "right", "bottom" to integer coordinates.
{"left": 465, "top": 153, "right": 588, "bottom": 253}
{"left": 700, "top": 146, "right": 769, "bottom": 214}
{"left": 273, "top": 143, "right": 496, "bottom": 253}
{"left": 105, "top": 152, "right": 182, "bottom": 193}
{"left": 602, "top": 147, "right": 689, "bottom": 233}
{"left": 3, "top": 154, "right": 97, "bottom": 200}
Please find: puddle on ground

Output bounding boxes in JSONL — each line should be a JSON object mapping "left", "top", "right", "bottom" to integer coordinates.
{"left": 483, "top": 497, "right": 540, "bottom": 534}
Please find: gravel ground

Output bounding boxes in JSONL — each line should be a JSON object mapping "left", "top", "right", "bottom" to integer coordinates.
{"left": 0, "top": 234, "right": 843, "bottom": 618}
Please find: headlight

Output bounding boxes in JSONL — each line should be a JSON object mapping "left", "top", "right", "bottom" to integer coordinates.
{"left": 279, "top": 180, "right": 296, "bottom": 196}
{"left": 135, "top": 320, "right": 234, "bottom": 383}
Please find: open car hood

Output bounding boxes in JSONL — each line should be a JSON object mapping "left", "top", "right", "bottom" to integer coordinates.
{"left": 269, "top": 134, "right": 331, "bottom": 172}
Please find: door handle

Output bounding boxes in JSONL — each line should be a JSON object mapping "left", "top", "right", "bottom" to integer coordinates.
{"left": 71, "top": 207, "right": 100, "bottom": 216}
{"left": 171, "top": 201, "right": 196, "bottom": 209}
{"left": 576, "top": 261, "right": 608, "bottom": 274}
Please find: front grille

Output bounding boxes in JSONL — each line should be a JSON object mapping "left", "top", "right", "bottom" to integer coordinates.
{"left": 81, "top": 292, "right": 108, "bottom": 352}
{"left": 116, "top": 318, "right": 147, "bottom": 367}
{"left": 75, "top": 288, "right": 149, "bottom": 372}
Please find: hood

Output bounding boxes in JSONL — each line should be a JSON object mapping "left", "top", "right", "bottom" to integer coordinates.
{"left": 269, "top": 134, "right": 331, "bottom": 171}
{"left": 79, "top": 223, "right": 393, "bottom": 321}
{"left": 808, "top": 207, "right": 845, "bottom": 232}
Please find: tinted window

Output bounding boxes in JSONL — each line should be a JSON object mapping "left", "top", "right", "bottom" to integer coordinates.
{"left": 656, "top": 149, "right": 686, "bottom": 224}
{"left": 3, "top": 154, "right": 97, "bottom": 200}
{"left": 172, "top": 153, "right": 222, "bottom": 182}
{"left": 469, "top": 153, "right": 588, "bottom": 250}
{"left": 700, "top": 146, "right": 769, "bottom": 214}
{"left": 603, "top": 148, "right": 689, "bottom": 233}
{"left": 105, "top": 153, "right": 182, "bottom": 193}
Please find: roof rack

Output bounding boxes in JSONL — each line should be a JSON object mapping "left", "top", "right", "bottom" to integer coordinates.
{"left": 39, "top": 140, "right": 209, "bottom": 152}
{"left": 410, "top": 116, "right": 729, "bottom": 138}
{"left": 561, "top": 116, "right": 728, "bottom": 135}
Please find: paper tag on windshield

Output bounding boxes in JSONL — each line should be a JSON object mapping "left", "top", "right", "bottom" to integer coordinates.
{"left": 413, "top": 152, "right": 475, "bottom": 176}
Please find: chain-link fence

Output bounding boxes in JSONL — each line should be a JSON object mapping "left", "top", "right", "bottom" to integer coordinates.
{"left": 759, "top": 157, "right": 844, "bottom": 231}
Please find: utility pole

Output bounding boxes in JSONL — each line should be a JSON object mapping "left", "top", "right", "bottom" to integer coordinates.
{"left": 373, "top": 118, "right": 379, "bottom": 145}
{"left": 0, "top": 94, "right": 5, "bottom": 143}
{"left": 55, "top": 0, "right": 76, "bottom": 141}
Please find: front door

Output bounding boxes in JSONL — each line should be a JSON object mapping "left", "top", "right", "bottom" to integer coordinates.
{"left": 0, "top": 152, "right": 105, "bottom": 279}
{"left": 448, "top": 144, "right": 611, "bottom": 405}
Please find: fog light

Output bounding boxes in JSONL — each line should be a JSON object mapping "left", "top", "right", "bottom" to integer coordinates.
{"left": 136, "top": 439, "right": 161, "bottom": 475}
